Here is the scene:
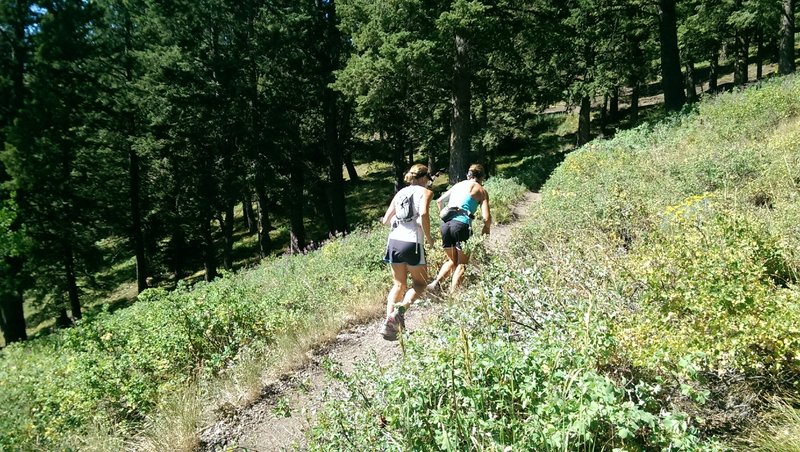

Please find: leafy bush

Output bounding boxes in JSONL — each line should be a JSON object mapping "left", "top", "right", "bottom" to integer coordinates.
{"left": 310, "top": 254, "right": 716, "bottom": 451}
{"left": 620, "top": 197, "right": 800, "bottom": 376}
{"left": 0, "top": 229, "right": 388, "bottom": 449}
{"left": 309, "top": 75, "right": 800, "bottom": 449}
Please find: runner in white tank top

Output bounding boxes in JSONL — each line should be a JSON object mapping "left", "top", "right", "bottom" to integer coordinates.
{"left": 379, "top": 164, "right": 435, "bottom": 341}
{"left": 386, "top": 185, "right": 427, "bottom": 246}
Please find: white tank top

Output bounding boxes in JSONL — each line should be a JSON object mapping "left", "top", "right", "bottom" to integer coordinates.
{"left": 388, "top": 185, "right": 425, "bottom": 244}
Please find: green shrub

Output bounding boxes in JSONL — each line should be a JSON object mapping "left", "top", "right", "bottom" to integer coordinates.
{"left": 0, "top": 229, "right": 389, "bottom": 449}
{"left": 309, "top": 75, "right": 800, "bottom": 449}
{"left": 619, "top": 197, "right": 800, "bottom": 376}
{"left": 310, "top": 304, "right": 711, "bottom": 451}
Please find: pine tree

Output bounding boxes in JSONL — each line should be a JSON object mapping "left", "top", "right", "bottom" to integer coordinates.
{"left": 4, "top": 0, "right": 109, "bottom": 322}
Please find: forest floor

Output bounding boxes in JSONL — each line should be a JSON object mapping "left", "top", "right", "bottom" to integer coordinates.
{"left": 198, "top": 191, "right": 542, "bottom": 451}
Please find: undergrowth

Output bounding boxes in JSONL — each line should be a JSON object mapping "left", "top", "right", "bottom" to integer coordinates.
{"left": 308, "top": 75, "right": 800, "bottom": 450}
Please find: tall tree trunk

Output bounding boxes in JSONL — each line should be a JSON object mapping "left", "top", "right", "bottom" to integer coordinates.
{"left": 121, "top": 8, "right": 148, "bottom": 294}
{"left": 393, "top": 131, "right": 406, "bottom": 193}
{"left": 600, "top": 94, "right": 608, "bottom": 123}
{"left": 733, "top": 33, "right": 750, "bottom": 85}
{"left": 658, "top": 0, "right": 686, "bottom": 111}
{"left": 202, "top": 220, "right": 217, "bottom": 281}
{"left": 56, "top": 308, "right": 72, "bottom": 328}
{"left": 169, "top": 226, "right": 186, "bottom": 280}
{"left": 243, "top": 195, "right": 257, "bottom": 234}
{"left": 628, "top": 36, "right": 644, "bottom": 124}
{"left": 343, "top": 153, "right": 359, "bottom": 182}
{"left": 315, "top": 181, "right": 335, "bottom": 235}
{"left": 8, "top": 0, "right": 29, "bottom": 118}
{"left": 288, "top": 156, "right": 306, "bottom": 254}
{"left": 221, "top": 202, "right": 235, "bottom": 270}
{"left": 64, "top": 243, "right": 81, "bottom": 319}
{"left": 324, "top": 93, "right": 347, "bottom": 235}
{"left": 407, "top": 148, "right": 414, "bottom": 165}
{"left": 609, "top": 86, "right": 619, "bottom": 120}
{"left": 476, "top": 103, "right": 488, "bottom": 172}
{"left": 577, "top": 95, "right": 591, "bottom": 147}
{"left": 60, "top": 137, "right": 81, "bottom": 320}
{"left": 779, "top": 0, "right": 796, "bottom": 74}
{"left": 449, "top": 33, "right": 471, "bottom": 185}
{"left": 340, "top": 101, "right": 359, "bottom": 182}
{"left": 129, "top": 147, "right": 148, "bottom": 293}
{"left": 598, "top": 95, "right": 608, "bottom": 137}
{"left": 734, "top": 4, "right": 750, "bottom": 87}
{"left": 685, "top": 60, "right": 698, "bottom": 102}
{"left": 254, "top": 181, "right": 272, "bottom": 258}
{"left": 709, "top": 49, "right": 719, "bottom": 91}
{"left": 0, "top": 3, "right": 30, "bottom": 343}
{"left": 322, "top": 0, "right": 347, "bottom": 236}
{"left": 0, "top": 288, "right": 27, "bottom": 344}
{"left": 755, "top": 30, "right": 764, "bottom": 80}
{"left": 488, "top": 147, "right": 496, "bottom": 179}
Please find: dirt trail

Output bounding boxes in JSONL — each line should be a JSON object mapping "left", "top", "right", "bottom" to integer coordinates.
{"left": 199, "top": 192, "right": 541, "bottom": 451}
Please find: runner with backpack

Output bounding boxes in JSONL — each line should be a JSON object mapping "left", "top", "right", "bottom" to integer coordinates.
{"left": 427, "top": 164, "right": 491, "bottom": 295}
{"left": 379, "top": 164, "right": 435, "bottom": 341}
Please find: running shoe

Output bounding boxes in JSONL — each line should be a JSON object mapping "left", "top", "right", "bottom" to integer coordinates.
{"left": 380, "top": 309, "right": 405, "bottom": 341}
{"left": 426, "top": 280, "right": 442, "bottom": 299}
{"left": 380, "top": 315, "right": 398, "bottom": 341}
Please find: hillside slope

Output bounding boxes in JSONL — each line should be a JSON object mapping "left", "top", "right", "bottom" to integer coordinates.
{"left": 308, "top": 76, "right": 800, "bottom": 450}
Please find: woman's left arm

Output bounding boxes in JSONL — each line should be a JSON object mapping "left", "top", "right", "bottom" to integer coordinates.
{"left": 480, "top": 192, "right": 491, "bottom": 235}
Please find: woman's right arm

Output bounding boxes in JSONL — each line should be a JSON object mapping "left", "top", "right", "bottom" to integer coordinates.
{"left": 381, "top": 195, "right": 396, "bottom": 226}
{"left": 437, "top": 188, "right": 452, "bottom": 210}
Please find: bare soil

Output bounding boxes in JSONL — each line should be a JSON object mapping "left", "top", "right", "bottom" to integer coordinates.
{"left": 198, "top": 191, "right": 541, "bottom": 452}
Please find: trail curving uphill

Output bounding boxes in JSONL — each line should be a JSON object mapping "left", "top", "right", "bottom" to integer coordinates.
{"left": 199, "top": 191, "right": 541, "bottom": 451}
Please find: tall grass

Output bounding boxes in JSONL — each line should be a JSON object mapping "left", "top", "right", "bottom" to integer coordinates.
{"left": 0, "top": 229, "right": 388, "bottom": 450}
{"left": 746, "top": 400, "right": 800, "bottom": 452}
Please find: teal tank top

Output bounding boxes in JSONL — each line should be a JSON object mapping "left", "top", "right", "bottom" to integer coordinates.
{"left": 448, "top": 181, "right": 479, "bottom": 224}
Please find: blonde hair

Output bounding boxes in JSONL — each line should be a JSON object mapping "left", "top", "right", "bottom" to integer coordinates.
{"left": 404, "top": 164, "right": 429, "bottom": 185}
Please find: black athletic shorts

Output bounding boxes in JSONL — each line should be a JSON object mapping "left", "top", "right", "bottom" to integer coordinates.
{"left": 441, "top": 220, "right": 471, "bottom": 249}
{"left": 384, "top": 239, "right": 426, "bottom": 266}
